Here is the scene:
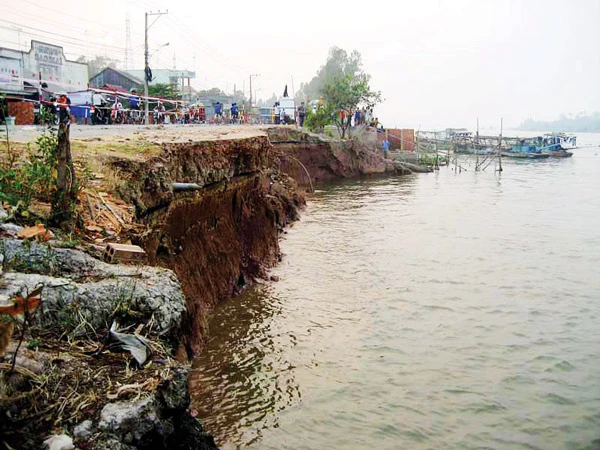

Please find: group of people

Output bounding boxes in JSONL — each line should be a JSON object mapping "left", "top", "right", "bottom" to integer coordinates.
{"left": 36, "top": 84, "right": 72, "bottom": 125}
{"left": 340, "top": 107, "right": 379, "bottom": 129}
{"left": 90, "top": 88, "right": 143, "bottom": 124}
{"left": 213, "top": 101, "right": 244, "bottom": 124}
{"left": 273, "top": 101, "right": 306, "bottom": 126}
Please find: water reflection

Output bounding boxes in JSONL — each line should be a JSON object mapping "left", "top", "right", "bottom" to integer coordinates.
{"left": 190, "top": 286, "right": 301, "bottom": 447}
{"left": 191, "top": 142, "right": 600, "bottom": 450}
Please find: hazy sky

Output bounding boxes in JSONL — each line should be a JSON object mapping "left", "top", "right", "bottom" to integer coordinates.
{"left": 1, "top": 0, "right": 599, "bottom": 129}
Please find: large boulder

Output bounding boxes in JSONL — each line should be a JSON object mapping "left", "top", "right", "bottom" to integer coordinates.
{"left": 96, "top": 370, "right": 219, "bottom": 450}
{"left": 0, "top": 239, "right": 186, "bottom": 337}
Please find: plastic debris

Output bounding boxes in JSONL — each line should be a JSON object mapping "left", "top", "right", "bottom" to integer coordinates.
{"left": 108, "top": 322, "right": 152, "bottom": 366}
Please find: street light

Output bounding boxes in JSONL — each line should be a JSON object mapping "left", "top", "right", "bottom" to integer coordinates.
{"left": 150, "top": 43, "right": 169, "bottom": 70}
{"left": 149, "top": 42, "right": 169, "bottom": 58}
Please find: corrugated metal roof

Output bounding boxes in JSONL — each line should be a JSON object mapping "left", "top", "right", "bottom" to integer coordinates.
{"left": 90, "top": 67, "right": 144, "bottom": 86}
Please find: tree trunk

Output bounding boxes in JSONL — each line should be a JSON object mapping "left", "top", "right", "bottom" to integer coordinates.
{"left": 51, "top": 121, "right": 77, "bottom": 230}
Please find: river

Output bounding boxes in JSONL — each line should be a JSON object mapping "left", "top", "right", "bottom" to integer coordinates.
{"left": 190, "top": 133, "right": 600, "bottom": 450}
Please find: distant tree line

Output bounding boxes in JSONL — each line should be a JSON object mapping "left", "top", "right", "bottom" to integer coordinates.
{"left": 518, "top": 112, "right": 600, "bottom": 132}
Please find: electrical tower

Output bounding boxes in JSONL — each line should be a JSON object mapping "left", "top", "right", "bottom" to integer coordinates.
{"left": 125, "top": 13, "right": 132, "bottom": 70}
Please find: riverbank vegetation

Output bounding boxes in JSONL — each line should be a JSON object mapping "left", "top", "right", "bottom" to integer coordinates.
{"left": 297, "top": 47, "right": 381, "bottom": 138}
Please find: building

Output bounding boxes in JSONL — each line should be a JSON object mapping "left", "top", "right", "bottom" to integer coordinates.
{"left": 1, "top": 40, "right": 88, "bottom": 124}
{"left": 0, "top": 40, "right": 88, "bottom": 97}
{"left": 126, "top": 68, "right": 196, "bottom": 101}
{"left": 89, "top": 67, "right": 144, "bottom": 93}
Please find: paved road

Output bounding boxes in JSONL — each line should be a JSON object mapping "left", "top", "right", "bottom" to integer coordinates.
{"left": 1, "top": 123, "right": 277, "bottom": 143}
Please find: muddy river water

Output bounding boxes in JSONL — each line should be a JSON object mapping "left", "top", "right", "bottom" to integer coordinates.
{"left": 190, "top": 133, "right": 600, "bottom": 450}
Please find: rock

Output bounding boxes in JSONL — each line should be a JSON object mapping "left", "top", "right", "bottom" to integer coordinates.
{"left": 0, "top": 223, "right": 24, "bottom": 237}
{"left": 0, "top": 238, "right": 186, "bottom": 338}
{"left": 0, "top": 205, "right": 7, "bottom": 223}
{"left": 157, "top": 369, "right": 190, "bottom": 412}
{"left": 43, "top": 434, "right": 74, "bottom": 450}
{"left": 11, "top": 355, "right": 44, "bottom": 374}
{"left": 96, "top": 369, "right": 218, "bottom": 450}
{"left": 99, "top": 397, "right": 159, "bottom": 442}
{"left": 396, "top": 161, "right": 432, "bottom": 173}
{"left": 94, "top": 438, "right": 136, "bottom": 450}
{"left": 73, "top": 419, "right": 94, "bottom": 439}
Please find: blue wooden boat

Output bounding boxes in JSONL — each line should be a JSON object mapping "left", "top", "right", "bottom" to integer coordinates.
{"left": 502, "top": 139, "right": 550, "bottom": 159}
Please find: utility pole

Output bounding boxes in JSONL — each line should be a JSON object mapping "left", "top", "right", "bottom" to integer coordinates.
{"left": 249, "top": 73, "right": 260, "bottom": 109}
{"left": 144, "top": 10, "right": 168, "bottom": 124}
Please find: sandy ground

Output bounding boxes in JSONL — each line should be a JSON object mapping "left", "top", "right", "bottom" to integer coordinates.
{"left": 0, "top": 123, "right": 289, "bottom": 144}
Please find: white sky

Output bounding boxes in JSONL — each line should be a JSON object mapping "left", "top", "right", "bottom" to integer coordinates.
{"left": 0, "top": 0, "right": 599, "bottom": 129}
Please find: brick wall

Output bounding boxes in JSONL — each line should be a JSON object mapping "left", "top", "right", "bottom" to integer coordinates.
{"left": 8, "top": 102, "right": 34, "bottom": 125}
{"left": 379, "top": 128, "right": 415, "bottom": 151}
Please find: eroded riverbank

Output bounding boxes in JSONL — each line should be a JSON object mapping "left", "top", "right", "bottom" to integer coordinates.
{"left": 0, "top": 125, "right": 413, "bottom": 449}
{"left": 189, "top": 141, "right": 600, "bottom": 450}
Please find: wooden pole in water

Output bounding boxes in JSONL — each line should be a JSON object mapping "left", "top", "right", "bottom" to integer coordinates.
{"left": 434, "top": 130, "right": 439, "bottom": 170}
{"left": 498, "top": 117, "right": 503, "bottom": 172}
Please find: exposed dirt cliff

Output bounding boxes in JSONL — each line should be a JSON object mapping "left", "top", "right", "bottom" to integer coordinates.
{"left": 109, "top": 132, "right": 304, "bottom": 357}
{"left": 102, "top": 126, "right": 411, "bottom": 357}
{"left": 268, "top": 127, "right": 410, "bottom": 189}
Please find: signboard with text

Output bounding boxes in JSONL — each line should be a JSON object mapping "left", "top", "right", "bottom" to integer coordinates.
{"left": 0, "top": 57, "right": 22, "bottom": 92}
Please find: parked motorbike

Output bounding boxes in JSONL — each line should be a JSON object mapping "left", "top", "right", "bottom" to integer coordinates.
{"left": 91, "top": 104, "right": 110, "bottom": 125}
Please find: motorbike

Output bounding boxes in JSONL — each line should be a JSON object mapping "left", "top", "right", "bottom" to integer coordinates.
{"left": 91, "top": 104, "right": 110, "bottom": 125}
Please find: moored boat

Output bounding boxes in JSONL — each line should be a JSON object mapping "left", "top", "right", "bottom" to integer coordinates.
{"left": 501, "top": 150, "right": 550, "bottom": 159}
{"left": 502, "top": 139, "right": 550, "bottom": 159}
{"left": 542, "top": 149, "right": 573, "bottom": 157}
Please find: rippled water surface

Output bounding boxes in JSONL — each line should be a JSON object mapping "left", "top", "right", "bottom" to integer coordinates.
{"left": 190, "top": 134, "right": 600, "bottom": 450}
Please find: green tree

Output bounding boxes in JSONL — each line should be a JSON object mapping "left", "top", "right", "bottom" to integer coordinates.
{"left": 322, "top": 74, "right": 381, "bottom": 139}
{"left": 197, "top": 88, "right": 227, "bottom": 97}
{"left": 148, "top": 83, "right": 179, "bottom": 99}
{"left": 303, "top": 104, "right": 334, "bottom": 133}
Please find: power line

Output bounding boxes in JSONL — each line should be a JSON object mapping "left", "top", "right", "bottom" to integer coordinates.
{"left": 0, "top": 19, "right": 128, "bottom": 53}
{"left": 2, "top": 9, "right": 102, "bottom": 39}
{"left": 20, "top": 0, "right": 144, "bottom": 37}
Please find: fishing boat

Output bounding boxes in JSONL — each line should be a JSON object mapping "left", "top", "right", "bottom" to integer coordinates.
{"left": 540, "top": 133, "right": 574, "bottom": 157}
{"left": 501, "top": 149, "right": 550, "bottom": 159}
{"left": 544, "top": 132, "right": 577, "bottom": 149}
{"left": 502, "top": 138, "right": 550, "bottom": 159}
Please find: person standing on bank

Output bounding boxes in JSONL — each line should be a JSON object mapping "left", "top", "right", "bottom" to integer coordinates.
{"left": 56, "top": 92, "right": 71, "bottom": 125}
{"left": 354, "top": 108, "right": 361, "bottom": 127}
{"left": 381, "top": 137, "right": 391, "bottom": 159}
{"left": 297, "top": 102, "right": 306, "bottom": 127}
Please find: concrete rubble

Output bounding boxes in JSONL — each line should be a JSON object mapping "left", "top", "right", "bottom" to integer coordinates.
{"left": 0, "top": 238, "right": 186, "bottom": 337}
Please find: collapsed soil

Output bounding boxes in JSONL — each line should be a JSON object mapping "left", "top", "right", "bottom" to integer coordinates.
{"left": 1, "top": 329, "right": 182, "bottom": 450}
